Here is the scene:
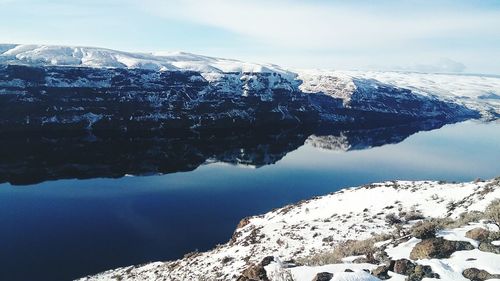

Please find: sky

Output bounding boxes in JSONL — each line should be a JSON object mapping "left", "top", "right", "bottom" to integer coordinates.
{"left": 1, "top": 0, "right": 500, "bottom": 74}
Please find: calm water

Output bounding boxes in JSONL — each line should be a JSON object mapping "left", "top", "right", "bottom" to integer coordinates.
{"left": 0, "top": 120, "right": 499, "bottom": 281}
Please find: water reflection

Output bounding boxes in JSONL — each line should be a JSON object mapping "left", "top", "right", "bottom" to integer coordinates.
{"left": 0, "top": 119, "right": 448, "bottom": 185}
{"left": 0, "top": 120, "right": 498, "bottom": 281}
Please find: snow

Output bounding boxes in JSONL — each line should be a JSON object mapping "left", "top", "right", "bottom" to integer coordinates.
{"left": 297, "top": 69, "right": 500, "bottom": 119}
{"left": 297, "top": 70, "right": 356, "bottom": 105}
{"left": 283, "top": 221, "right": 500, "bottom": 281}
{"left": 342, "top": 255, "right": 366, "bottom": 263}
{"left": 418, "top": 249, "right": 500, "bottom": 281}
{"left": 385, "top": 237, "right": 421, "bottom": 260}
{"left": 435, "top": 223, "right": 496, "bottom": 248}
{"left": 2, "top": 44, "right": 500, "bottom": 120}
{"left": 307, "top": 70, "right": 500, "bottom": 119}
{"left": 0, "top": 44, "right": 297, "bottom": 81}
{"left": 265, "top": 262, "right": 378, "bottom": 281}
{"left": 2, "top": 43, "right": 499, "bottom": 280}
{"left": 383, "top": 222, "right": 500, "bottom": 281}
{"left": 78, "top": 178, "right": 500, "bottom": 281}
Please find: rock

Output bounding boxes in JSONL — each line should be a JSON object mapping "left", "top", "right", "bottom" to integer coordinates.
{"left": 344, "top": 269, "right": 354, "bottom": 272}
{"left": 410, "top": 238, "right": 453, "bottom": 260}
{"left": 371, "top": 265, "right": 390, "bottom": 280}
{"left": 352, "top": 253, "right": 378, "bottom": 264}
{"left": 462, "top": 268, "right": 500, "bottom": 281}
{"left": 392, "top": 259, "right": 415, "bottom": 275}
{"left": 236, "top": 257, "right": 275, "bottom": 281}
{"left": 238, "top": 263, "right": 269, "bottom": 281}
{"left": 407, "top": 265, "right": 440, "bottom": 281}
{"left": 374, "top": 250, "right": 391, "bottom": 264}
{"left": 478, "top": 242, "right": 500, "bottom": 254}
{"left": 386, "top": 259, "right": 439, "bottom": 280}
{"left": 410, "top": 237, "right": 474, "bottom": 260}
{"left": 237, "top": 217, "right": 251, "bottom": 229}
{"left": 455, "top": 240, "right": 476, "bottom": 251}
{"left": 236, "top": 276, "right": 258, "bottom": 281}
{"left": 260, "top": 256, "right": 275, "bottom": 266}
{"left": 221, "top": 256, "right": 233, "bottom": 264}
{"left": 465, "top": 228, "right": 491, "bottom": 242}
{"left": 312, "top": 272, "right": 334, "bottom": 281}
{"left": 488, "top": 231, "right": 500, "bottom": 241}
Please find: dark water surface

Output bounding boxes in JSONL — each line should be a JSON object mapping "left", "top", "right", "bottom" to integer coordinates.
{"left": 0, "top": 120, "right": 499, "bottom": 281}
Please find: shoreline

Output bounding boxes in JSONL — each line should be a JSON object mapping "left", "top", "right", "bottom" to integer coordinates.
{"left": 78, "top": 177, "right": 500, "bottom": 281}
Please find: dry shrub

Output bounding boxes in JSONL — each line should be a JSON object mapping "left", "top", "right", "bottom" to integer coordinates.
{"left": 410, "top": 199, "right": 500, "bottom": 238}
{"left": 484, "top": 199, "right": 500, "bottom": 227}
{"left": 385, "top": 213, "right": 402, "bottom": 225}
{"left": 410, "top": 220, "right": 439, "bottom": 239}
{"left": 298, "top": 234, "right": 391, "bottom": 266}
{"left": 402, "top": 210, "right": 425, "bottom": 222}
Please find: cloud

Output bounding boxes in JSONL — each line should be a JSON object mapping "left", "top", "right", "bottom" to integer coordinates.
{"left": 2, "top": 0, "right": 499, "bottom": 73}
{"left": 380, "top": 58, "right": 467, "bottom": 73}
{"left": 137, "top": 0, "right": 500, "bottom": 51}
{"left": 412, "top": 58, "right": 467, "bottom": 73}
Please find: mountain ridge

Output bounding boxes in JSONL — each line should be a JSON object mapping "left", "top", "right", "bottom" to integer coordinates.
{"left": 0, "top": 44, "right": 296, "bottom": 78}
{"left": 1, "top": 43, "right": 497, "bottom": 133}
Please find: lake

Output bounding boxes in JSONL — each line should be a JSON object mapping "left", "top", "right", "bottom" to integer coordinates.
{"left": 0, "top": 120, "right": 499, "bottom": 281}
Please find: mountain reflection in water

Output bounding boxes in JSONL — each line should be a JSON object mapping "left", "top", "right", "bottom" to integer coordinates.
{"left": 0, "top": 119, "right": 447, "bottom": 185}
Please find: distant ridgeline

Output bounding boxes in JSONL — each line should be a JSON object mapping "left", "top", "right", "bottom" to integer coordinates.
{"left": 0, "top": 64, "right": 478, "bottom": 133}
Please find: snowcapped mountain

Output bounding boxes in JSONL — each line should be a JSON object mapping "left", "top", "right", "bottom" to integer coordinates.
{"left": 0, "top": 44, "right": 296, "bottom": 78}
{"left": 0, "top": 44, "right": 497, "bottom": 133}
{"left": 298, "top": 70, "right": 500, "bottom": 120}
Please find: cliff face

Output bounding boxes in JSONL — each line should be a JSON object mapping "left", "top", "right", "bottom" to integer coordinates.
{"left": 0, "top": 65, "right": 317, "bottom": 132}
{"left": 0, "top": 65, "right": 478, "bottom": 133}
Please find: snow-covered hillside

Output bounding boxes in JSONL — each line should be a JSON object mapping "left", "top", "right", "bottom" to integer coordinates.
{"left": 1, "top": 44, "right": 499, "bottom": 120}
{"left": 78, "top": 178, "right": 500, "bottom": 281}
{"left": 0, "top": 44, "right": 296, "bottom": 79}
{"left": 0, "top": 43, "right": 498, "bottom": 133}
{"left": 298, "top": 70, "right": 500, "bottom": 120}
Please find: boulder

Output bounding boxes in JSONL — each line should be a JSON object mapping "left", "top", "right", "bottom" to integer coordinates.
{"left": 312, "top": 272, "right": 333, "bottom": 281}
{"left": 261, "top": 256, "right": 275, "bottom": 266}
{"left": 238, "top": 264, "right": 268, "bottom": 281}
{"left": 236, "top": 257, "right": 275, "bottom": 281}
{"left": 478, "top": 242, "right": 500, "bottom": 254}
{"left": 392, "top": 259, "right": 415, "bottom": 275}
{"left": 386, "top": 259, "right": 439, "bottom": 280}
{"left": 407, "top": 265, "right": 440, "bottom": 281}
{"left": 371, "top": 265, "right": 390, "bottom": 280}
{"left": 465, "top": 228, "right": 491, "bottom": 242}
{"left": 410, "top": 237, "right": 474, "bottom": 260}
{"left": 462, "top": 268, "right": 500, "bottom": 281}
{"left": 344, "top": 269, "right": 354, "bottom": 272}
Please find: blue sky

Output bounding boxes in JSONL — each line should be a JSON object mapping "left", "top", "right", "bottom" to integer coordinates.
{"left": 1, "top": 0, "right": 500, "bottom": 74}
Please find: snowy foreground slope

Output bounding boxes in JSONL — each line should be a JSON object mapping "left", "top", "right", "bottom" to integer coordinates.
{"left": 79, "top": 178, "right": 500, "bottom": 281}
{"left": 0, "top": 44, "right": 498, "bottom": 133}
